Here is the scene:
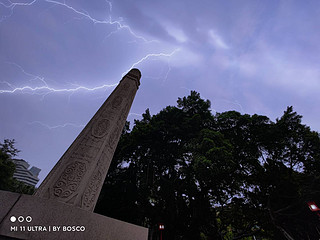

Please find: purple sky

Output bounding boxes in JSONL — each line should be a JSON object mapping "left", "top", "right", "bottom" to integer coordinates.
{"left": 1, "top": 0, "right": 320, "bottom": 185}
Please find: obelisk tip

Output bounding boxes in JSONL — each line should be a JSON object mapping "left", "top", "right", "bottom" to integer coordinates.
{"left": 127, "top": 68, "right": 141, "bottom": 80}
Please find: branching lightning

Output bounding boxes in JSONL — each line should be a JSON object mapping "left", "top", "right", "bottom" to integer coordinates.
{"left": 0, "top": 0, "right": 37, "bottom": 22}
{"left": 0, "top": 0, "right": 178, "bottom": 94}
{"left": 5, "top": 61, "right": 47, "bottom": 85}
{"left": 128, "top": 49, "right": 180, "bottom": 70}
{"left": 0, "top": 62, "right": 117, "bottom": 96}
{"left": 29, "top": 113, "right": 141, "bottom": 132}
{"left": 0, "top": 0, "right": 37, "bottom": 8}
{"left": 1, "top": 47, "right": 179, "bottom": 95}
{"left": 45, "top": 0, "right": 156, "bottom": 43}
{"left": 0, "top": 83, "right": 117, "bottom": 94}
{"left": 105, "top": 0, "right": 112, "bottom": 12}
{"left": 1, "top": 0, "right": 156, "bottom": 43}
{"left": 123, "top": 48, "right": 180, "bottom": 80}
{"left": 143, "top": 61, "right": 172, "bottom": 85}
{"left": 219, "top": 99, "right": 244, "bottom": 112}
{"left": 1, "top": 1, "right": 180, "bottom": 100}
{"left": 29, "top": 121, "right": 85, "bottom": 129}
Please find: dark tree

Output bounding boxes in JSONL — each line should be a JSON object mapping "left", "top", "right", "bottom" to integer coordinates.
{"left": 95, "top": 93, "right": 320, "bottom": 240}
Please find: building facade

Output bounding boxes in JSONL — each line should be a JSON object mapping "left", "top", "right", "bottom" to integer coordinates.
{"left": 12, "top": 159, "right": 41, "bottom": 186}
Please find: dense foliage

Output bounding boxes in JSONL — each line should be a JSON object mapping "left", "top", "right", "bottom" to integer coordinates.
{"left": 0, "top": 139, "right": 35, "bottom": 194}
{"left": 95, "top": 91, "right": 320, "bottom": 240}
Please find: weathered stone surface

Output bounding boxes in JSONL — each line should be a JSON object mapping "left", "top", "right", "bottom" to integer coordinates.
{"left": 34, "top": 69, "right": 141, "bottom": 212}
{"left": 0, "top": 191, "right": 21, "bottom": 223}
{"left": 0, "top": 191, "right": 148, "bottom": 240}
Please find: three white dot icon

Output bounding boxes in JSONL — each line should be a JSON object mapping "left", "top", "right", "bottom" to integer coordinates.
{"left": 10, "top": 216, "right": 32, "bottom": 223}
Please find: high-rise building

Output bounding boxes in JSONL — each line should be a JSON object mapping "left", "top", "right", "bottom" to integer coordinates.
{"left": 11, "top": 159, "right": 41, "bottom": 186}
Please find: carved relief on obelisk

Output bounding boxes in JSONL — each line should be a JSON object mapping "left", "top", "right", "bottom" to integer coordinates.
{"left": 35, "top": 69, "right": 141, "bottom": 211}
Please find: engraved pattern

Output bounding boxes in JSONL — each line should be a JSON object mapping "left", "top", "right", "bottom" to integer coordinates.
{"left": 96, "top": 151, "right": 109, "bottom": 173}
{"left": 92, "top": 118, "right": 110, "bottom": 138}
{"left": 111, "top": 96, "right": 123, "bottom": 108}
{"left": 101, "top": 108, "right": 114, "bottom": 119}
{"left": 75, "top": 144, "right": 98, "bottom": 162}
{"left": 119, "top": 103, "right": 130, "bottom": 122}
{"left": 53, "top": 161, "right": 86, "bottom": 198}
{"left": 82, "top": 170, "right": 102, "bottom": 209}
{"left": 108, "top": 126, "right": 117, "bottom": 146}
{"left": 63, "top": 136, "right": 101, "bottom": 165}
{"left": 72, "top": 136, "right": 102, "bottom": 163}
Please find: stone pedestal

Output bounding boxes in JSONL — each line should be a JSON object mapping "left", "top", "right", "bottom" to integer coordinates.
{"left": 0, "top": 191, "right": 148, "bottom": 240}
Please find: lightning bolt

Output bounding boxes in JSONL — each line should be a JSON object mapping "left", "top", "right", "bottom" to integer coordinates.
{"left": 0, "top": 50, "right": 180, "bottom": 95}
{"left": 0, "top": 83, "right": 117, "bottom": 94}
{"left": 123, "top": 48, "right": 180, "bottom": 80}
{"left": 1, "top": 0, "right": 156, "bottom": 43}
{"left": 129, "top": 112, "right": 141, "bottom": 117}
{"left": 211, "top": 98, "right": 244, "bottom": 113}
{"left": 45, "top": 0, "right": 156, "bottom": 43}
{"left": 0, "top": 0, "right": 37, "bottom": 22}
{"left": 128, "top": 49, "right": 180, "bottom": 69}
{"left": 234, "top": 100, "right": 244, "bottom": 112}
{"left": 1, "top": 3, "right": 180, "bottom": 97}
{"left": 1, "top": 48, "right": 179, "bottom": 96}
{"left": 5, "top": 61, "right": 46, "bottom": 85}
{"left": 221, "top": 99, "right": 244, "bottom": 112}
{"left": 0, "top": 0, "right": 37, "bottom": 8}
{"left": 29, "top": 113, "right": 141, "bottom": 132}
{"left": 105, "top": 0, "right": 112, "bottom": 12}
{"left": 29, "top": 121, "right": 85, "bottom": 129}
{"left": 143, "top": 61, "right": 172, "bottom": 85}
{"left": 0, "top": 62, "right": 117, "bottom": 96}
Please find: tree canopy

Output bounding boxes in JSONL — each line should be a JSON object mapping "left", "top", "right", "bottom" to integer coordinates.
{"left": 0, "top": 139, "right": 35, "bottom": 195}
{"left": 95, "top": 91, "right": 320, "bottom": 240}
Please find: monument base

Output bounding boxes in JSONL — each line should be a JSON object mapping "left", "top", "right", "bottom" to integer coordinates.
{"left": 0, "top": 190, "right": 148, "bottom": 240}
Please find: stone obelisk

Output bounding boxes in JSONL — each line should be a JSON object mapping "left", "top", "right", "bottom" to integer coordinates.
{"left": 35, "top": 68, "right": 141, "bottom": 212}
{"left": 0, "top": 69, "right": 148, "bottom": 240}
